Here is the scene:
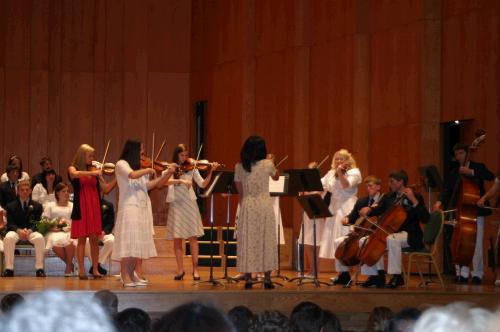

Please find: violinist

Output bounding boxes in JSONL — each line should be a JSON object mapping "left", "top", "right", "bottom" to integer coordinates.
{"left": 361, "top": 170, "right": 430, "bottom": 288}
{"left": 68, "top": 144, "right": 117, "bottom": 280}
{"left": 336, "top": 175, "right": 385, "bottom": 287}
{"left": 319, "top": 149, "right": 362, "bottom": 285}
{"left": 434, "top": 143, "right": 494, "bottom": 284}
{"left": 163, "top": 144, "right": 220, "bottom": 281}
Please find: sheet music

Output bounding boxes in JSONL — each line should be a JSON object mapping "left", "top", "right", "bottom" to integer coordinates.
{"left": 269, "top": 175, "right": 286, "bottom": 194}
{"left": 200, "top": 172, "right": 222, "bottom": 197}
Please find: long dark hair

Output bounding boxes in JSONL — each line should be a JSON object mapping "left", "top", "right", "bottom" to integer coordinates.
{"left": 240, "top": 136, "right": 267, "bottom": 172}
{"left": 41, "top": 168, "right": 60, "bottom": 192}
{"left": 172, "top": 144, "right": 188, "bottom": 179}
{"left": 120, "top": 140, "right": 141, "bottom": 170}
{"left": 7, "top": 155, "right": 23, "bottom": 174}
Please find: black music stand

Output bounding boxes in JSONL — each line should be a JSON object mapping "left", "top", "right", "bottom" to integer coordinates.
{"left": 418, "top": 165, "right": 443, "bottom": 283}
{"left": 285, "top": 168, "right": 332, "bottom": 287}
{"left": 270, "top": 174, "right": 290, "bottom": 282}
{"left": 199, "top": 171, "right": 239, "bottom": 286}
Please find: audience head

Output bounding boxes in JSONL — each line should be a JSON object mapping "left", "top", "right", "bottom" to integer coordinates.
{"left": 6, "top": 155, "right": 23, "bottom": 173}
{"left": 114, "top": 307, "right": 151, "bottom": 332}
{"left": 290, "top": 301, "right": 324, "bottom": 332}
{"left": 366, "top": 306, "right": 393, "bottom": 332}
{"left": 240, "top": 135, "right": 267, "bottom": 172}
{"left": 0, "top": 293, "right": 24, "bottom": 314}
{"left": 228, "top": 306, "right": 254, "bottom": 332}
{"left": 249, "top": 310, "right": 290, "bottom": 332}
{"left": 321, "top": 310, "right": 341, "bottom": 332}
{"left": 5, "top": 164, "right": 20, "bottom": 182}
{"left": 413, "top": 302, "right": 493, "bottom": 332}
{"left": 93, "top": 290, "right": 118, "bottom": 317}
{"left": 153, "top": 302, "right": 234, "bottom": 332}
{"left": 72, "top": 144, "right": 95, "bottom": 171}
{"left": 0, "top": 290, "right": 115, "bottom": 332}
{"left": 39, "top": 157, "right": 53, "bottom": 171}
{"left": 387, "top": 307, "right": 421, "bottom": 332}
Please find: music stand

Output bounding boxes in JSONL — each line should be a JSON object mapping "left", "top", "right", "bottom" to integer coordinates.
{"left": 200, "top": 171, "right": 239, "bottom": 285}
{"left": 285, "top": 168, "right": 331, "bottom": 287}
{"left": 270, "top": 174, "right": 290, "bottom": 282}
{"left": 417, "top": 165, "right": 443, "bottom": 285}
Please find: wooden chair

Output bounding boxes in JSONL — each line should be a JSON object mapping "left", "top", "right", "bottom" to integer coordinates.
{"left": 403, "top": 211, "right": 445, "bottom": 289}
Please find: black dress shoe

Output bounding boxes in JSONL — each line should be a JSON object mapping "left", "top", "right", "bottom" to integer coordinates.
{"left": 89, "top": 264, "right": 108, "bottom": 276}
{"left": 36, "top": 269, "right": 47, "bottom": 278}
{"left": 2, "top": 269, "right": 14, "bottom": 277}
{"left": 471, "top": 276, "right": 482, "bottom": 285}
{"left": 263, "top": 280, "right": 275, "bottom": 290}
{"left": 244, "top": 280, "right": 253, "bottom": 289}
{"left": 455, "top": 276, "right": 469, "bottom": 284}
{"left": 361, "top": 275, "right": 385, "bottom": 288}
{"left": 331, "top": 272, "right": 351, "bottom": 286}
{"left": 386, "top": 274, "right": 404, "bottom": 288}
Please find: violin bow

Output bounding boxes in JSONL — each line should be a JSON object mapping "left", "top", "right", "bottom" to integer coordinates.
{"left": 316, "top": 155, "right": 330, "bottom": 169}
{"left": 101, "top": 139, "right": 111, "bottom": 169}
{"left": 189, "top": 144, "right": 204, "bottom": 181}
{"left": 275, "top": 155, "right": 288, "bottom": 168}
{"left": 151, "top": 132, "right": 155, "bottom": 174}
{"left": 155, "top": 139, "right": 166, "bottom": 161}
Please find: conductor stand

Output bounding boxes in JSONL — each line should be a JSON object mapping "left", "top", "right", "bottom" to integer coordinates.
{"left": 418, "top": 165, "right": 443, "bottom": 285}
{"left": 270, "top": 174, "right": 291, "bottom": 283}
{"left": 286, "top": 168, "right": 332, "bottom": 287}
{"left": 193, "top": 190, "right": 224, "bottom": 287}
{"left": 220, "top": 172, "right": 239, "bottom": 284}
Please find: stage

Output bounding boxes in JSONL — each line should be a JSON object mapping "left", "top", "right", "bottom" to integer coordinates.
{"left": 2, "top": 268, "right": 499, "bottom": 331}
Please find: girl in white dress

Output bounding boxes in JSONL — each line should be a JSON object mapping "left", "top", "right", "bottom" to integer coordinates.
{"left": 112, "top": 140, "right": 174, "bottom": 287}
{"left": 32, "top": 169, "right": 60, "bottom": 208}
{"left": 164, "top": 144, "right": 220, "bottom": 280}
{"left": 318, "top": 149, "right": 361, "bottom": 284}
{"left": 42, "top": 183, "right": 75, "bottom": 276}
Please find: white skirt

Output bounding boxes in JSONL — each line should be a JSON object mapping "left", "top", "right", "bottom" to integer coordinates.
{"left": 112, "top": 204, "right": 157, "bottom": 260}
{"left": 45, "top": 231, "right": 72, "bottom": 250}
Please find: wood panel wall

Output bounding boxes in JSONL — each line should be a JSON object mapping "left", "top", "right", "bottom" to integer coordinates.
{"left": 190, "top": 0, "right": 499, "bottom": 275}
{"left": 0, "top": 0, "right": 192, "bottom": 224}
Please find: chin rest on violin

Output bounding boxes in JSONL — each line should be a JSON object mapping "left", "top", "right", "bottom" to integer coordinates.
{"left": 89, "top": 161, "right": 115, "bottom": 176}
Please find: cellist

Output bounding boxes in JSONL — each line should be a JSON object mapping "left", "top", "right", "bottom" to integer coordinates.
{"left": 336, "top": 175, "right": 385, "bottom": 287}
{"left": 360, "top": 170, "right": 430, "bottom": 288}
{"left": 434, "top": 142, "right": 494, "bottom": 284}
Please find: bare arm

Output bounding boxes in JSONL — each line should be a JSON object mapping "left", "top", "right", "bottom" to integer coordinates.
{"left": 148, "top": 167, "right": 175, "bottom": 191}
{"left": 68, "top": 165, "right": 100, "bottom": 179}
{"left": 99, "top": 176, "right": 117, "bottom": 195}
{"left": 128, "top": 168, "right": 155, "bottom": 180}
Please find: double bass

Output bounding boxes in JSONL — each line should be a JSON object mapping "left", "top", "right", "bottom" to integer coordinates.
{"left": 450, "top": 130, "right": 486, "bottom": 266}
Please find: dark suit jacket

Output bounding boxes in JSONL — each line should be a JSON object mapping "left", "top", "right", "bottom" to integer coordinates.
{"left": 6, "top": 198, "right": 43, "bottom": 232}
{"left": 0, "top": 181, "right": 18, "bottom": 209}
{"left": 101, "top": 199, "right": 115, "bottom": 235}
{"left": 369, "top": 191, "right": 430, "bottom": 250}
{"left": 346, "top": 195, "right": 382, "bottom": 224}
{"left": 440, "top": 160, "right": 494, "bottom": 216}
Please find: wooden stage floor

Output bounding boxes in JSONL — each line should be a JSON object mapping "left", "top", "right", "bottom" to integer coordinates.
{"left": 2, "top": 267, "right": 499, "bottom": 331}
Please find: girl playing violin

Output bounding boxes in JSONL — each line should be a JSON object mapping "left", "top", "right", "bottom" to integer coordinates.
{"left": 318, "top": 149, "right": 362, "bottom": 285}
{"left": 164, "top": 144, "right": 220, "bottom": 280}
{"left": 68, "top": 144, "right": 117, "bottom": 279}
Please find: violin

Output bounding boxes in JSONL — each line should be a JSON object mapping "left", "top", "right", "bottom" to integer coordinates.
{"left": 140, "top": 156, "right": 179, "bottom": 175}
{"left": 177, "top": 158, "right": 224, "bottom": 174}
{"left": 88, "top": 161, "right": 115, "bottom": 176}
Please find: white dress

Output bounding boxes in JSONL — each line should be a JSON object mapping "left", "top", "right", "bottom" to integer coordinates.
{"left": 32, "top": 183, "right": 56, "bottom": 207}
{"left": 43, "top": 202, "right": 74, "bottom": 249}
{"left": 112, "top": 160, "right": 157, "bottom": 260}
{"left": 165, "top": 170, "right": 205, "bottom": 240}
{"left": 0, "top": 171, "right": 30, "bottom": 183}
{"left": 319, "top": 168, "right": 362, "bottom": 259}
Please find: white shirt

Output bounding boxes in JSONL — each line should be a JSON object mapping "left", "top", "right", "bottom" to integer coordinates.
{"left": 32, "top": 183, "right": 56, "bottom": 207}
{"left": 0, "top": 171, "right": 30, "bottom": 183}
{"left": 115, "top": 160, "right": 149, "bottom": 207}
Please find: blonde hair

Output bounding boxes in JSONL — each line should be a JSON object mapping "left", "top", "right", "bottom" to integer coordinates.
{"left": 71, "top": 144, "right": 95, "bottom": 171}
{"left": 17, "top": 180, "right": 31, "bottom": 190}
{"left": 364, "top": 175, "right": 381, "bottom": 185}
{"left": 331, "top": 149, "right": 357, "bottom": 169}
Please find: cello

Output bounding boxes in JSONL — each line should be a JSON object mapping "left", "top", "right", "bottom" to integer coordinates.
{"left": 450, "top": 130, "right": 486, "bottom": 266}
{"left": 335, "top": 214, "right": 379, "bottom": 266}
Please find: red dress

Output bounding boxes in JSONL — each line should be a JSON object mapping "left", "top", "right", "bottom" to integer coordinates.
{"left": 71, "top": 176, "right": 102, "bottom": 238}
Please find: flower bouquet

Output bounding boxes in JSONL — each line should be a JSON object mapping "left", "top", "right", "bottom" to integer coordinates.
{"left": 33, "top": 217, "right": 68, "bottom": 235}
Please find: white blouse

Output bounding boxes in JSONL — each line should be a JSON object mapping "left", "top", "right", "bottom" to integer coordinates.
{"left": 0, "top": 171, "right": 30, "bottom": 183}
{"left": 32, "top": 183, "right": 56, "bottom": 207}
{"left": 165, "top": 169, "right": 204, "bottom": 203}
{"left": 115, "top": 160, "right": 149, "bottom": 207}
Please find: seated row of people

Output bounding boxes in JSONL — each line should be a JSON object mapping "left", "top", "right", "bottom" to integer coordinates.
{"left": 0, "top": 180, "right": 114, "bottom": 277}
